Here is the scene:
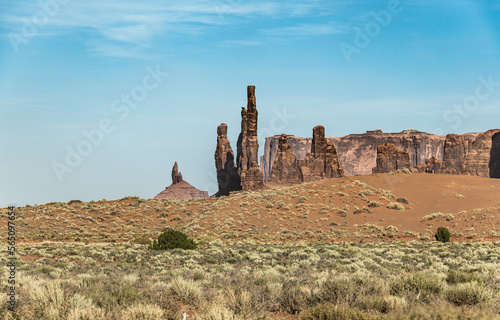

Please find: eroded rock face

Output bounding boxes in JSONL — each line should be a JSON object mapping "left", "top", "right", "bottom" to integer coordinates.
{"left": 171, "top": 162, "right": 183, "bottom": 184}
{"left": 269, "top": 134, "right": 302, "bottom": 185}
{"left": 214, "top": 123, "right": 240, "bottom": 196}
{"left": 372, "top": 143, "right": 410, "bottom": 173}
{"left": 442, "top": 134, "right": 472, "bottom": 175}
{"left": 490, "top": 132, "right": 500, "bottom": 178}
{"left": 414, "top": 156, "right": 445, "bottom": 173}
{"left": 301, "top": 125, "right": 345, "bottom": 181}
{"left": 262, "top": 130, "right": 446, "bottom": 181}
{"left": 464, "top": 129, "right": 500, "bottom": 177}
{"left": 237, "top": 86, "right": 264, "bottom": 191}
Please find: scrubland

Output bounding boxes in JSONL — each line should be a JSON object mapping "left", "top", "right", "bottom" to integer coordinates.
{"left": 1, "top": 172, "right": 500, "bottom": 319}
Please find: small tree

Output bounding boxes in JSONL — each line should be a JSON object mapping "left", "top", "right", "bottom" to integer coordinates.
{"left": 150, "top": 229, "right": 197, "bottom": 250}
{"left": 435, "top": 227, "right": 451, "bottom": 243}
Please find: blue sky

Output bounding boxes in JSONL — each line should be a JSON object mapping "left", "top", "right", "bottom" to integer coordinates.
{"left": 1, "top": 0, "right": 500, "bottom": 207}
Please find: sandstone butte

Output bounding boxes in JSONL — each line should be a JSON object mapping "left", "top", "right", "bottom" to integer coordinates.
{"left": 154, "top": 162, "right": 208, "bottom": 200}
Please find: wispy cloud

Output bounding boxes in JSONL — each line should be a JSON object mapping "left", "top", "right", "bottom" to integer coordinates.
{"left": 218, "top": 39, "right": 263, "bottom": 47}
{"left": 264, "top": 22, "right": 347, "bottom": 37}
{"left": 0, "top": 1, "right": 346, "bottom": 58}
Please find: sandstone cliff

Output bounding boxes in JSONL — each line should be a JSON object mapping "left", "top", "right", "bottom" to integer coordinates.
{"left": 442, "top": 134, "right": 472, "bottom": 175}
{"left": 372, "top": 143, "right": 410, "bottom": 173}
{"left": 262, "top": 130, "right": 447, "bottom": 181}
{"left": 490, "top": 132, "right": 500, "bottom": 178}
{"left": 464, "top": 129, "right": 500, "bottom": 177}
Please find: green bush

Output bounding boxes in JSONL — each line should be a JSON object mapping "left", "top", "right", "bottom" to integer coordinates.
{"left": 149, "top": 229, "right": 197, "bottom": 250}
{"left": 435, "top": 227, "right": 451, "bottom": 243}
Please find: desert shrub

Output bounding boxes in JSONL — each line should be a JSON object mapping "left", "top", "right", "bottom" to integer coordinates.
{"left": 435, "top": 227, "right": 451, "bottom": 243}
{"left": 280, "top": 281, "right": 308, "bottom": 315}
{"left": 399, "top": 168, "right": 412, "bottom": 174}
{"left": 169, "top": 277, "right": 201, "bottom": 305}
{"left": 422, "top": 213, "right": 454, "bottom": 221}
{"left": 391, "top": 272, "right": 443, "bottom": 298}
{"left": 359, "top": 190, "right": 373, "bottom": 196}
{"left": 150, "top": 229, "right": 197, "bottom": 250}
{"left": 396, "top": 198, "right": 409, "bottom": 204}
{"left": 317, "top": 278, "right": 353, "bottom": 304}
{"left": 195, "top": 305, "right": 241, "bottom": 320}
{"left": 367, "top": 201, "right": 382, "bottom": 208}
{"left": 121, "top": 303, "right": 164, "bottom": 320}
{"left": 299, "top": 304, "right": 376, "bottom": 320}
{"left": 297, "top": 196, "right": 308, "bottom": 204}
{"left": 68, "top": 200, "right": 82, "bottom": 205}
{"left": 386, "top": 202, "right": 404, "bottom": 211}
{"left": 444, "top": 282, "right": 490, "bottom": 305}
{"left": 387, "top": 304, "right": 496, "bottom": 320}
{"left": 446, "top": 270, "right": 483, "bottom": 285}
{"left": 132, "top": 236, "right": 152, "bottom": 245}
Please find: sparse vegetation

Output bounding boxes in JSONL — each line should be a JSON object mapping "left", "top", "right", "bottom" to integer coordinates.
{"left": 7, "top": 241, "right": 500, "bottom": 319}
{"left": 387, "top": 202, "right": 404, "bottom": 211}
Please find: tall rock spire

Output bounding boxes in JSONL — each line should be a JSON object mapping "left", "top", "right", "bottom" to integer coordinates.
{"left": 237, "top": 86, "right": 264, "bottom": 191}
{"left": 171, "top": 162, "right": 183, "bottom": 184}
{"left": 214, "top": 123, "right": 241, "bottom": 196}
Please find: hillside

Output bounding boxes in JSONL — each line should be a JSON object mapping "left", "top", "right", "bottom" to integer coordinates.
{"left": 3, "top": 172, "right": 500, "bottom": 243}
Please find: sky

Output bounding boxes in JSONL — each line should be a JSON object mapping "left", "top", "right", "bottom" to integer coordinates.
{"left": 1, "top": 0, "right": 500, "bottom": 207}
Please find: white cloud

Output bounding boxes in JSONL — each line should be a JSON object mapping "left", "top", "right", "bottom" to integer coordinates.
{"left": 0, "top": 1, "right": 345, "bottom": 58}
{"left": 264, "top": 22, "right": 347, "bottom": 37}
{"left": 218, "top": 40, "right": 263, "bottom": 47}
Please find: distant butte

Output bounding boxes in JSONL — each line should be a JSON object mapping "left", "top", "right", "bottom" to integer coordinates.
{"left": 154, "top": 162, "right": 208, "bottom": 200}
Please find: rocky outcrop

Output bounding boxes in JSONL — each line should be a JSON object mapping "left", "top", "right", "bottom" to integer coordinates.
{"left": 262, "top": 130, "right": 447, "bottom": 181}
{"left": 442, "top": 134, "right": 472, "bottom": 175}
{"left": 237, "top": 86, "right": 264, "bottom": 191}
{"left": 414, "top": 156, "right": 445, "bottom": 173}
{"left": 154, "top": 163, "right": 209, "bottom": 200}
{"left": 490, "top": 132, "right": 500, "bottom": 178}
{"left": 171, "top": 162, "right": 183, "bottom": 184}
{"left": 372, "top": 143, "right": 410, "bottom": 173}
{"left": 214, "top": 123, "right": 240, "bottom": 196}
{"left": 269, "top": 134, "right": 302, "bottom": 185}
{"left": 464, "top": 129, "right": 500, "bottom": 177}
{"left": 301, "top": 125, "right": 345, "bottom": 181}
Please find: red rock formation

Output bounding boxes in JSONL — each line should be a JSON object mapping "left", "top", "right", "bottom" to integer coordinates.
{"left": 464, "top": 129, "right": 500, "bottom": 177}
{"left": 442, "top": 134, "right": 472, "bottom": 174}
{"left": 237, "top": 86, "right": 264, "bottom": 191}
{"left": 214, "top": 123, "right": 240, "bottom": 196}
{"left": 414, "top": 156, "right": 445, "bottom": 173}
{"left": 262, "top": 130, "right": 447, "bottom": 181}
{"left": 490, "top": 132, "right": 500, "bottom": 178}
{"left": 269, "top": 134, "right": 302, "bottom": 185}
{"left": 372, "top": 143, "right": 410, "bottom": 173}
{"left": 171, "top": 162, "right": 183, "bottom": 184}
{"left": 154, "top": 163, "right": 208, "bottom": 200}
{"left": 301, "top": 125, "right": 345, "bottom": 181}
